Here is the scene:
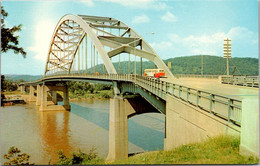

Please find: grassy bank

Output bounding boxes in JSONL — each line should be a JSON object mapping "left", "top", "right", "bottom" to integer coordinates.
{"left": 108, "top": 135, "right": 258, "bottom": 164}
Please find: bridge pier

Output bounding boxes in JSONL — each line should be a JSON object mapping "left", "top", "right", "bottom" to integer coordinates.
{"left": 106, "top": 96, "right": 135, "bottom": 161}
{"left": 36, "top": 85, "right": 42, "bottom": 106}
{"left": 62, "top": 85, "right": 71, "bottom": 110}
{"left": 39, "top": 85, "right": 48, "bottom": 111}
{"left": 52, "top": 91, "right": 58, "bottom": 105}
{"left": 20, "top": 85, "right": 25, "bottom": 94}
{"left": 28, "top": 85, "right": 36, "bottom": 102}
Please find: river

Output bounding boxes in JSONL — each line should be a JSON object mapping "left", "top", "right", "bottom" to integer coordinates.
{"left": 0, "top": 99, "right": 165, "bottom": 164}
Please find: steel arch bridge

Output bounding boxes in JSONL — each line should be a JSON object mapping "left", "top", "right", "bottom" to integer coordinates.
{"left": 44, "top": 14, "right": 173, "bottom": 78}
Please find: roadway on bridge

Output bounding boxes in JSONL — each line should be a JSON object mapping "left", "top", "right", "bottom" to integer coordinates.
{"left": 163, "top": 77, "right": 259, "bottom": 100}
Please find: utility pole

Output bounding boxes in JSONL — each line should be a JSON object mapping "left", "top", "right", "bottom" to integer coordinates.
{"left": 223, "top": 38, "right": 231, "bottom": 75}
{"left": 201, "top": 54, "right": 203, "bottom": 75}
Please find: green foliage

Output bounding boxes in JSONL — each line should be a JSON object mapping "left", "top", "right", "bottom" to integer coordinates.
{"left": 100, "top": 91, "right": 111, "bottom": 98}
{"left": 56, "top": 148, "right": 102, "bottom": 165}
{"left": 1, "top": 6, "right": 26, "bottom": 57}
{"left": 94, "top": 84, "right": 112, "bottom": 91}
{"left": 1, "top": 75, "right": 18, "bottom": 92}
{"left": 3, "top": 146, "right": 33, "bottom": 165}
{"left": 67, "top": 81, "right": 94, "bottom": 96}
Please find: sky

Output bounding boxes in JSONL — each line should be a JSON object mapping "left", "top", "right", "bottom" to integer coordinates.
{"left": 1, "top": 0, "right": 258, "bottom": 75}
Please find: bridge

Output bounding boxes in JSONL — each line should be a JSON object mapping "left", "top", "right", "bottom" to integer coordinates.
{"left": 20, "top": 14, "right": 259, "bottom": 161}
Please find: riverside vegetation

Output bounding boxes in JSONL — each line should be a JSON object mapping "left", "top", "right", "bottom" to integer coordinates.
{"left": 3, "top": 135, "right": 258, "bottom": 165}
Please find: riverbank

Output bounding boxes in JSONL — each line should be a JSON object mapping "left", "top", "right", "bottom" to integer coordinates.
{"left": 57, "top": 135, "right": 258, "bottom": 165}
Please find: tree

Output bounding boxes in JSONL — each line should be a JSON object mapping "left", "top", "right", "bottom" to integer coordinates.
{"left": 3, "top": 146, "right": 33, "bottom": 165}
{"left": 1, "top": 6, "right": 26, "bottom": 57}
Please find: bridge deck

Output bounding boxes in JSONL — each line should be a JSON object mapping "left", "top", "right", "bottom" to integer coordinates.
{"left": 163, "top": 77, "right": 259, "bottom": 100}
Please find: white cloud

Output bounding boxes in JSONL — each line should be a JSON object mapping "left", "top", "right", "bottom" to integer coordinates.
{"left": 161, "top": 11, "right": 177, "bottom": 22}
{"left": 27, "top": 19, "right": 56, "bottom": 61}
{"left": 101, "top": 0, "right": 167, "bottom": 10}
{"left": 151, "top": 27, "right": 258, "bottom": 59}
{"left": 132, "top": 14, "right": 150, "bottom": 24}
{"left": 79, "top": 0, "right": 94, "bottom": 7}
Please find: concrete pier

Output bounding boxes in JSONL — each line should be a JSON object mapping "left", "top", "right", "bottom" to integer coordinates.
{"left": 36, "top": 85, "right": 42, "bottom": 106}
{"left": 39, "top": 85, "right": 48, "bottom": 111}
{"left": 106, "top": 96, "right": 137, "bottom": 161}
{"left": 28, "top": 85, "right": 36, "bottom": 102}
{"left": 52, "top": 91, "right": 58, "bottom": 105}
{"left": 62, "top": 85, "right": 71, "bottom": 110}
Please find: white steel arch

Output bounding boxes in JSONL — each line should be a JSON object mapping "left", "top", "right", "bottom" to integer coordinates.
{"left": 44, "top": 14, "right": 173, "bottom": 78}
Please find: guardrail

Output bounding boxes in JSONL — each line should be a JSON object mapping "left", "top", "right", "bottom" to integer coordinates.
{"left": 21, "top": 73, "right": 242, "bottom": 126}
{"left": 174, "top": 74, "right": 219, "bottom": 79}
{"left": 221, "top": 75, "right": 259, "bottom": 88}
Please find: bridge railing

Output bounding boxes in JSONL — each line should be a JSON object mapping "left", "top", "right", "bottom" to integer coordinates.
{"left": 133, "top": 75, "right": 241, "bottom": 126}
{"left": 174, "top": 74, "right": 219, "bottom": 79}
{"left": 23, "top": 73, "right": 242, "bottom": 126}
{"left": 221, "top": 75, "right": 259, "bottom": 88}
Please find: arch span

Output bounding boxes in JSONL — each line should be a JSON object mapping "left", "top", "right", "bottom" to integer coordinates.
{"left": 44, "top": 14, "right": 173, "bottom": 78}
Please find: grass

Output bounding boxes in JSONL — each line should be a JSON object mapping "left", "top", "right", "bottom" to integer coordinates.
{"left": 108, "top": 135, "right": 258, "bottom": 165}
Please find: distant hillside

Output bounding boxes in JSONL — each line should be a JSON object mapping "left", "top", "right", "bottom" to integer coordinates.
{"left": 5, "top": 74, "right": 43, "bottom": 82}
{"left": 95, "top": 55, "right": 258, "bottom": 75}
{"left": 165, "top": 55, "right": 259, "bottom": 75}
{"left": 3, "top": 55, "right": 258, "bottom": 82}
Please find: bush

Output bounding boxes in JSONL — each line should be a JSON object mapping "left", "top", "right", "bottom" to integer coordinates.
{"left": 3, "top": 146, "right": 33, "bottom": 165}
{"left": 100, "top": 92, "right": 110, "bottom": 98}
{"left": 56, "top": 148, "right": 101, "bottom": 165}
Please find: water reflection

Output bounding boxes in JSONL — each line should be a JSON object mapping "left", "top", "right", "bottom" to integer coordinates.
{"left": 37, "top": 111, "right": 72, "bottom": 164}
{"left": 1, "top": 99, "right": 165, "bottom": 165}
{"left": 70, "top": 101, "right": 165, "bottom": 151}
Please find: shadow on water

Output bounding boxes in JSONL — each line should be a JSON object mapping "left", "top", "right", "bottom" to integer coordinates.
{"left": 68, "top": 102, "right": 164, "bottom": 151}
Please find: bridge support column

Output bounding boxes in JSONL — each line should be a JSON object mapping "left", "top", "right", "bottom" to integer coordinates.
{"left": 52, "top": 91, "right": 58, "bottom": 105}
{"left": 28, "top": 85, "right": 36, "bottom": 102}
{"left": 20, "top": 85, "right": 25, "bottom": 94}
{"left": 63, "top": 85, "right": 71, "bottom": 110}
{"left": 36, "top": 85, "right": 42, "bottom": 106}
{"left": 106, "top": 96, "right": 129, "bottom": 161}
{"left": 239, "top": 97, "right": 259, "bottom": 157}
{"left": 39, "top": 85, "right": 48, "bottom": 111}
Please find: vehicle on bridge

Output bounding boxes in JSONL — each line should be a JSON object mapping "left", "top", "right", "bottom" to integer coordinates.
{"left": 144, "top": 69, "right": 165, "bottom": 78}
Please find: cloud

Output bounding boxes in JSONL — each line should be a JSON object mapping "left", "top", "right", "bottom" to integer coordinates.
{"left": 161, "top": 11, "right": 177, "bottom": 22}
{"left": 151, "top": 27, "right": 258, "bottom": 59}
{"left": 132, "top": 14, "right": 150, "bottom": 24}
{"left": 27, "top": 19, "right": 56, "bottom": 61}
{"left": 79, "top": 0, "right": 94, "bottom": 7}
{"left": 101, "top": 0, "right": 167, "bottom": 10}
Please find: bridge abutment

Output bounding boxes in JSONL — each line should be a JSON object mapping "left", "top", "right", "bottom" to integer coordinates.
{"left": 164, "top": 94, "right": 240, "bottom": 151}
{"left": 239, "top": 97, "right": 259, "bottom": 157}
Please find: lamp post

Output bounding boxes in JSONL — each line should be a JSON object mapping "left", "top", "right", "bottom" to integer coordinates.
{"left": 223, "top": 38, "right": 231, "bottom": 75}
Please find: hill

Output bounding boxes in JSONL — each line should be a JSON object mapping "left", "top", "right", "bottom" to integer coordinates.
{"left": 4, "top": 55, "right": 258, "bottom": 82}
{"left": 94, "top": 55, "right": 258, "bottom": 76}
{"left": 5, "top": 74, "right": 43, "bottom": 82}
